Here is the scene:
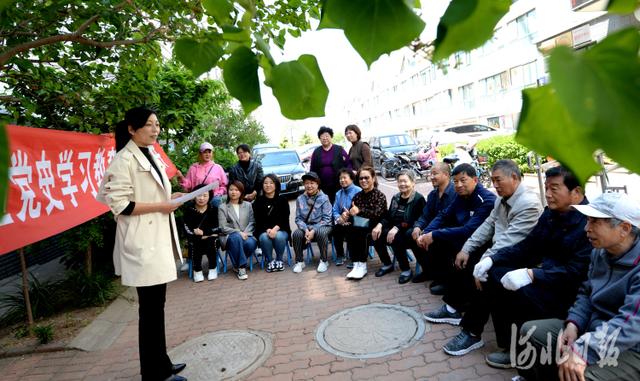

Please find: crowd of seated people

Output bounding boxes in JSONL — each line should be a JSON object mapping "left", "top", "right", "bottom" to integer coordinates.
{"left": 177, "top": 128, "right": 639, "bottom": 380}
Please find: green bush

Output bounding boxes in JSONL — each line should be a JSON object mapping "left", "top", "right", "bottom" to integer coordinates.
{"left": 475, "top": 135, "right": 533, "bottom": 174}
{"left": 438, "top": 143, "right": 454, "bottom": 157}
{"left": 33, "top": 324, "right": 54, "bottom": 344}
{"left": 60, "top": 270, "right": 118, "bottom": 308}
{"left": 0, "top": 275, "right": 65, "bottom": 327}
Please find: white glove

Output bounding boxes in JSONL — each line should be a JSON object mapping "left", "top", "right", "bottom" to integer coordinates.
{"left": 473, "top": 257, "right": 493, "bottom": 282}
{"left": 500, "top": 268, "right": 532, "bottom": 291}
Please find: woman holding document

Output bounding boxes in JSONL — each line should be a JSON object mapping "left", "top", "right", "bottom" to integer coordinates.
{"left": 97, "top": 107, "right": 187, "bottom": 381}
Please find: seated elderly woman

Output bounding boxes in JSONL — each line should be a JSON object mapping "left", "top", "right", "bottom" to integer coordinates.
{"left": 518, "top": 192, "right": 640, "bottom": 381}
{"left": 345, "top": 166, "right": 388, "bottom": 280}
{"left": 332, "top": 168, "right": 362, "bottom": 266}
{"left": 291, "top": 172, "right": 333, "bottom": 274}
{"left": 182, "top": 184, "right": 220, "bottom": 282}
{"left": 218, "top": 181, "right": 257, "bottom": 280}
{"left": 371, "top": 170, "right": 426, "bottom": 284}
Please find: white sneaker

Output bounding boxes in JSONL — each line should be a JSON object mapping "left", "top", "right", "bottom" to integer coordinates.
{"left": 317, "top": 260, "right": 329, "bottom": 273}
{"left": 193, "top": 271, "right": 204, "bottom": 283}
{"left": 352, "top": 262, "right": 367, "bottom": 280}
{"left": 237, "top": 268, "right": 248, "bottom": 280}
{"left": 293, "top": 261, "right": 305, "bottom": 273}
{"left": 207, "top": 268, "right": 218, "bottom": 280}
{"left": 346, "top": 262, "right": 359, "bottom": 279}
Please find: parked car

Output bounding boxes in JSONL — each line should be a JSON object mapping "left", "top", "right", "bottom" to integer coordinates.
{"left": 256, "top": 149, "right": 305, "bottom": 196}
{"left": 252, "top": 143, "right": 280, "bottom": 156}
{"left": 296, "top": 143, "right": 320, "bottom": 170}
{"left": 368, "top": 133, "right": 419, "bottom": 171}
{"left": 430, "top": 124, "right": 512, "bottom": 145}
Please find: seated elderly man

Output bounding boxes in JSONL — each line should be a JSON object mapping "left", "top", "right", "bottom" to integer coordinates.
{"left": 518, "top": 192, "right": 640, "bottom": 381}
{"left": 412, "top": 163, "right": 496, "bottom": 294}
{"left": 424, "top": 159, "right": 542, "bottom": 324}
{"left": 435, "top": 166, "right": 592, "bottom": 369}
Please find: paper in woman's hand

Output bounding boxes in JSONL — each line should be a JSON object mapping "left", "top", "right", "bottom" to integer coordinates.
{"left": 170, "top": 181, "right": 218, "bottom": 204}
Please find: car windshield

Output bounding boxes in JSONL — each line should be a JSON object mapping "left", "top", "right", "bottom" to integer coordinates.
{"left": 259, "top": 151, "right": 299, "bottom": 166}
{"left": 380, "top": 135, "right": 413, "bottom": 148}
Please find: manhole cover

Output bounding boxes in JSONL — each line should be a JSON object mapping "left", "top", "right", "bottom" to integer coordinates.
{"left": 316, "top": 303, "right": 429, "bottom": 359}
{"left": 168, "top": 330, "right": 272, "bottom": 381}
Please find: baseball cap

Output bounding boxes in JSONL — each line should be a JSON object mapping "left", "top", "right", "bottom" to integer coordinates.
{"left": 572, "top": 192, "right": 640, "bottom": 228}
{"left": 302, "top": 172, "right": 320, "bottom": 182}
{"left": 199, "top": 142, "right": 213, "bottom": 152}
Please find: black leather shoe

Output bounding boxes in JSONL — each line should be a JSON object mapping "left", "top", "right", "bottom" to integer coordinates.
{"left": 430, "top": 283, "right": 447, "bottom": 295}
{"left": 412, "top": 271, "right": 429, "bottom": 283}
{"left": 375, "top": 266, "right": 394, "bottom": 277}
{"left": 172, "top": 363, "right": 186, "bottom": 374}
{"left": 398, "top": 272, "right": 413, "bottom": 284}
{"left": 163, "top": 375, "right": 187, "bottom": 381}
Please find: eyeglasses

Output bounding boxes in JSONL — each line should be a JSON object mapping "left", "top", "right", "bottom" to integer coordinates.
{"left": 359, "top": 176, "right": 372, "bottom": 180}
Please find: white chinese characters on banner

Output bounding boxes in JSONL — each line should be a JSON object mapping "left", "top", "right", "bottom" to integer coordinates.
{"left": 57, "top": 150, "right": 79, "bottom": 207}
{"left": 36, "top": 150, "right": 64, "bottom": 215}
{"left": 4, "top": 147, "right": 109, "bottom": 225}
{"left": 9, "top": 150, "right": 42, "bottom": 223}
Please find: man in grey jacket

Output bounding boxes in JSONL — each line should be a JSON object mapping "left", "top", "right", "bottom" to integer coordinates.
{"left": 424, "top": 159, "right": 542, "bottom": 318}
{"left": 518, "top": 192, "right": 640, "bottom": 381}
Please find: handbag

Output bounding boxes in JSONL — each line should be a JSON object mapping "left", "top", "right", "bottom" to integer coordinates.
{"left": 352, "top": 215, "right": 371, "bottom": 229}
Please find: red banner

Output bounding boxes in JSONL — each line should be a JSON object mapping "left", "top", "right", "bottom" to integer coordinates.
{"left": 0, "top": 125, "right": 177, "bottom": 255}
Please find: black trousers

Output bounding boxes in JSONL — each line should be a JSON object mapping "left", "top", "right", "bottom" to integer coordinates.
{"left": 191, "top": 237, "right": 217, "bottom": 272}
{"left": 461, "top": 265, "right": 569, "bottom": 349}
{"left": 332, "top": 224, "right": 349, "bottom": 258}
{"left": 441, "top": 244, "right": 489, "bottom": 311}
{"left": 410, "top": 239, "right": 460, "bottom": 282}
{"left": 372, "top": 228, "right": 412, "bottom": 271}
{"left": 346, "top": 226, "right": 371, "bottom": 262}
{"left": 137, "top": 283, "right": 172, "bottom": 381}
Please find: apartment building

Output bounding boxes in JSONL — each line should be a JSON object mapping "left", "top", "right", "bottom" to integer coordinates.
{"left": 343, "top": 0, "right": 639, "bottom": 143}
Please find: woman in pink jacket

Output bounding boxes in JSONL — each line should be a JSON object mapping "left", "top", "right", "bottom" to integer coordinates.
{"left": 177, "top": 142, "right": 227, "bottom": 207}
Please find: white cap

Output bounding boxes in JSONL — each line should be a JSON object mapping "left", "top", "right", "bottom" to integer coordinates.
{"left": 199, "top": 142, "right": 213, "bottom": 152}
{"left": 572, "top": 192, "right": 640, "bottom": 228}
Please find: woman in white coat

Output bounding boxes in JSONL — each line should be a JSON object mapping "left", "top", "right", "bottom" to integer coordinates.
{"left": 97, "top": 107, "right": 187, "bottom": 381}
{"left": 218, "top": 180, "right": 257, "bottom": 280}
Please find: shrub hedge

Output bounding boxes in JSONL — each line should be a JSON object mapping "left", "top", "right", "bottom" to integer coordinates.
{"left": 437, "top": 135, "right": 534, "bottom": 173}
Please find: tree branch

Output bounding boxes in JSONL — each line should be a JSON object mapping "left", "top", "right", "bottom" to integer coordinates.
{"left": 0, "top": 0, "right": 151, "bottom": 67}
{"left": 0, "top": 95, "right": 21, "bottom": 102}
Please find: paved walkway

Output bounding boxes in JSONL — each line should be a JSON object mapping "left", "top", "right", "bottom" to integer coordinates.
{"left": 0, "top": 255, "right": 517, "bottom": 381}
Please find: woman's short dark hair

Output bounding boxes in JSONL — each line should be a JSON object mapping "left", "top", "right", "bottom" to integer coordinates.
{"left": 317, "top": 126, "right": 334, "bottom": 138}
{"left": 115, "top": 107, "right": 157, "bottom": 152}
{"left": 357, "top": 166, "right": 378, "bottom": 188}
{"left": 236, "top": 144, "right": 251, "bottom": 154}
{"left": 344, "top": 124, "right": 361, "bottom": 140}
{"left": 192, "top": 183, "right": 214, "bottom": 202}
{"left": 545, "top": 166, "right": 580, "bottom": 192}
{"left": 227, "top": 180, "right": 246, "bottom": 202}
{"left": 338, "top": 168, "right": 355, "bottom": 181}
{"left": 452, "top": 163, "right": 477, "bottom": 178}
{"left": 263, "top": 173, "right": 281, "bottom": 197}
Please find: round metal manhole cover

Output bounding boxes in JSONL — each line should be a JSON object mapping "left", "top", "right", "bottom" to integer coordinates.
{"left": 316, "top": 303, "right": 429, "bottom": 359}
{"left": 168, "top": 330, "right": 272, "bottom": 381}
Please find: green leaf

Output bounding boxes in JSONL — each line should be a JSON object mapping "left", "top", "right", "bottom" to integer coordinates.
{"left": 0, "top": 122, "right": 8, "bottom": 218}
{"left": 269, "top": 55, "right": 328, "bottom": 119}
{"left": 222, "top": 26, "right": 251, "bottom": 43}
{"left": 516, "top": 86, "right": 601, "bottom": 185}
{"left": 321, "top": 0, "right": 425, "bottom": 67}
{"left": 548, "top": 28, "right": 640, "bottom": 176}
{"left": 223, "top": 47, "right": 261, "bottom": 114}
{"left": 607, "top": 0, "right": 640, "bottom": 13}
{"left": 202, "top": 0, "right": 234, "bottom": 25}
{"left": 173, "top": 38, "right": 223, "bottom": 77}
{"left": 433, "top": 0, "right": 511, "bottom": 61}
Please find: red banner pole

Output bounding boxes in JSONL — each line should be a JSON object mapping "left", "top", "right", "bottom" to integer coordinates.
{"left": 18, "top": 247, "right": 34, "bottom": 329}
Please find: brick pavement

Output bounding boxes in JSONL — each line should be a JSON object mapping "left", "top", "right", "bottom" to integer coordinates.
{"left": 0, "top": 255, "right": 518, "bottom": 381}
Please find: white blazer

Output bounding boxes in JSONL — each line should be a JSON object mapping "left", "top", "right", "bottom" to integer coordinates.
{"left": 97, "top": 140, "right": 181, "bottom": 287}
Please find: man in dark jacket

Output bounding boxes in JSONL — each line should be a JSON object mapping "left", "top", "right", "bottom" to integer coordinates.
{"left": 414, "top": 163, "right": 496, "bottom": 293}
{"left": 228, "top": 144, "right": 264, "bottom": 202}
{"left": 438, "top": 166, "right": 592, "bottom": 368}
{"left": 518, "top": 192, "right": 640, "bottom": 381}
